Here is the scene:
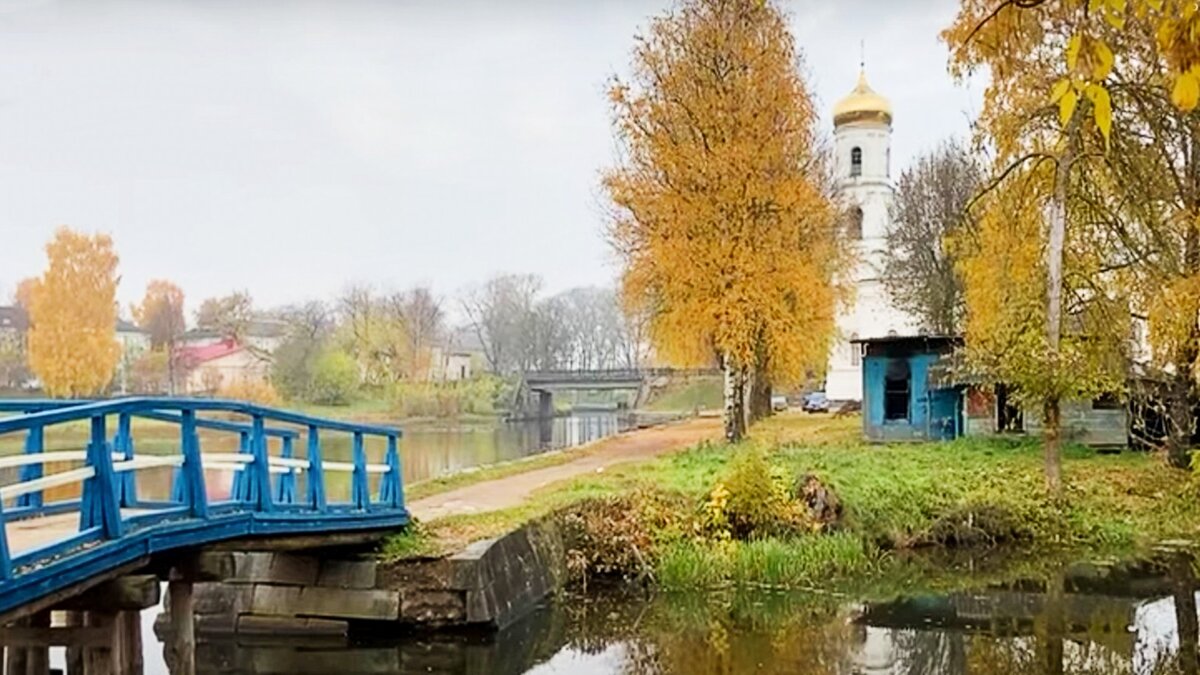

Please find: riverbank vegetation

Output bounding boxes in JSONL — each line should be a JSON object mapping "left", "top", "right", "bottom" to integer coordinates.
{"left": 387, "top": 413, "right": 1200, "bottom": 591}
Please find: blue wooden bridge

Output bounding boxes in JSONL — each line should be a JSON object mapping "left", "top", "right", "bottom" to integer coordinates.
{"left": 0, "top": 397, "right": 409, "bottom": 623}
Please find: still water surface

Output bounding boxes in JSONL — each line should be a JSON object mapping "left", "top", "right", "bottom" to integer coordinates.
{"left": 175, "top": 551, "right": 1200, "bottom": 675}
{"left": 57, "top": 549, "right": 1200, "bottom": 674}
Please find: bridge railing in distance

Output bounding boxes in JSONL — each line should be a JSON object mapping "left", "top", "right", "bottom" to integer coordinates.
{"left": 0, "top": 397, "right": 407, "bottom": 613}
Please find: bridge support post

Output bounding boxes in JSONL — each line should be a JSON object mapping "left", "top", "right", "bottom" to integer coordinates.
{"left": 538, "top": 391, "right": 553, "bottom": 420}
{"left": 351, "top": 432, "right": 368, "bottom": 510}
{"left": 80, "top": 416, "right": 122, "bottom": 540}
{"left": 114, "top": 413, "right": 136, "bottom": 507}
{"left": 5, "top": 609, "right": 50, "bottom": 675}
{"left": 306, "top": 426, "right": 326, "bottom": 512}
{"left": 166, "top": 580, "right": 195, "bottom": 675}
{"left": 16, "top": 426, "right": 43, "bottom": 510}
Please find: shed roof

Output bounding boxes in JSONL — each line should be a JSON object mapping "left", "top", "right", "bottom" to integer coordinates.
{"left": 850, "top": 334, "right": 962, "bottom": 348}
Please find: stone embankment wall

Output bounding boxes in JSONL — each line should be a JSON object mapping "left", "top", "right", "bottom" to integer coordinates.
{"left": 165, "top": 518, "right": 567, "bottom": 637}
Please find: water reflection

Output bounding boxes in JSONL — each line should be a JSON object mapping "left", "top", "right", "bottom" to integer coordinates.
{"left": 181, "top": 549, "right": 1200, "bottom": 674}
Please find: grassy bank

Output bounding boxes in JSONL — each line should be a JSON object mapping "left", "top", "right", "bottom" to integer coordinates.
{"left": 386, "top": 413, "right": 1200, "bottom": 590}
{"left": 643, "top": 376, "right": 723, "bottom": 412}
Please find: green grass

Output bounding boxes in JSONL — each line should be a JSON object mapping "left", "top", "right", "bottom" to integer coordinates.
{"left": 392, "top": 411, "right": 1200, "bottom": 588}
{"left": 657, "top": 533, "right": 873, "bottom": 590}
{"left": 644, "top": 376, "right": 723, "bottom": 412}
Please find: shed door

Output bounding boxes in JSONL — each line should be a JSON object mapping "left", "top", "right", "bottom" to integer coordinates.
{"left": 864, "top": 357, "right": 886, "bottom": 427}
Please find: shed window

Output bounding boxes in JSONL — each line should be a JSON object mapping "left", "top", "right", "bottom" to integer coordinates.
{"left": 884, "top": 360, "right": 910, "bottom": 421}
{"left": 850, "top": 147, "right": 863, "bottom": 177}
{"left": 1092, "top": 392, "right": 1122, "bottom": 410}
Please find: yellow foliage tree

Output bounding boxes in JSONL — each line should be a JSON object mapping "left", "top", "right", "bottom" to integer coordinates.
{"left": 946, "top": 0, "right": 1131, "bottom": 493}
{"left": 27, "top": 227, "right": 121, "bottom": 397}
{"left": 955, "top": 1, "right": 1200, "bottom": 141}
{"left": 604, "top": 0, "right": 847, "bottom": 441}
{"left": 134, "top": 279, "right": 186, "bottom": 394}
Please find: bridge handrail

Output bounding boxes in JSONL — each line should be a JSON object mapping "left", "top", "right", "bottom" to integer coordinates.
{"left": 0, "top": 397, "right": 401, "bottom": 438}
{"left": 0, "top": 400, "right": 302, "bottom": 439}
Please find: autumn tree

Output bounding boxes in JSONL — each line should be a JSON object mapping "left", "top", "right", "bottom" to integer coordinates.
{"left": 273, "top": 301, "right": 338, "bottom": 399}
{"left": 946, "top": 0, "right": 1133, "bottom": 493}
{"left": 195, "top": 291, "right": 253, "bottom": 341}
{"left": 388, "top": 286, "right": 444, "bottom": 380}
{"left": 883, "top": 140, "right": 982, "bottom": 335}
{"left": 135, "top": 280, "right": 186, "bottom": 349}
{"left": 604, "top": 0, "right": 845, "bottom": 441}
{"left": 461, "top": 274, "right": 542, "bottom": 375}
{"left": 26, "top": 227, "right": 121, "bottom": 397}
{"left": 13, "top": 278, "right": 36, "bottom": 314}
{"left": 134, "top": 279, "right": 186, "bottom": 393}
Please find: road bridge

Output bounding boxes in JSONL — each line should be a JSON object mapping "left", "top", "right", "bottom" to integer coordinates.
{"left": 515, "top": 368, "right": 719, "bottom": 418}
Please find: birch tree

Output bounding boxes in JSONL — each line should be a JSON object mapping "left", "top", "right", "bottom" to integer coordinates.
{"left": 604, "top": 0, "right": 846, "bottom": 442}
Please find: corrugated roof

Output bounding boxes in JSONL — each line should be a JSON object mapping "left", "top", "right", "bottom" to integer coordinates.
{"left": 176, "top": 339, "right": 243, "bottom": 366}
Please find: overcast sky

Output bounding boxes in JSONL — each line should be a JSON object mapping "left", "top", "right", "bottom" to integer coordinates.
{"left": 0, "top": 0, "right": 982, "bottom": 319}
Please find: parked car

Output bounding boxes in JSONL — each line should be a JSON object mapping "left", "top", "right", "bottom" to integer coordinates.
{"left": 770, "top": 394, "right": 789, "bottom": 412}
{"left": 802, "top": 391, "right": 829, "bottom": 413}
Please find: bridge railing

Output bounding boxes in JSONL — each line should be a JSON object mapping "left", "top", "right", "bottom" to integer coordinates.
{"left": 0, "top": 398, "right": 406, "bottom": 583}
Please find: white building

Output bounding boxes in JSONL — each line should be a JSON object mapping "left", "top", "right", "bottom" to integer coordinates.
{"left": 824, "top": 70, "right": 920, "bottom": 403}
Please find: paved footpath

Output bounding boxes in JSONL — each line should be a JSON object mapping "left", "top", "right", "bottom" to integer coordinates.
{"left": 408, "top": 416, "right": 722, "bottom": 522}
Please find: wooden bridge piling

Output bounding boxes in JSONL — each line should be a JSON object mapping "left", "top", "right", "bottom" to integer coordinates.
{"left": 166, "top": 580, "right": 194, "bottom": 675}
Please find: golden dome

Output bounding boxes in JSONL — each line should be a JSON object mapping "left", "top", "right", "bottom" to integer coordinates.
{"left": 833, "top": 69, "right": 892, "bottom": 127}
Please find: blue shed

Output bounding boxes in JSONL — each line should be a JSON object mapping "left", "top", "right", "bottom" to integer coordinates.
{"left": 854, "top": 335, "right": 964, "bottom": 443}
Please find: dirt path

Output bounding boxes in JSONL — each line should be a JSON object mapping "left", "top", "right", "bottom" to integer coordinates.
{"left": 408, "top": 416, "right": 722, "bottom": 521}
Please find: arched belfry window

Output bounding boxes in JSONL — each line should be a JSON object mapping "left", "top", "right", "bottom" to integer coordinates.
{"left": 850, "top": 146, "right": 863, "bottom": 177}
{"left": 850, "top": 333, "right": 860, "bottom": 366}
{"left": 847, "top": 207, "right": 863, "bottom": 239}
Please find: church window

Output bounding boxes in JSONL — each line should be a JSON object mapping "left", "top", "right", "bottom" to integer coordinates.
{"left": 848, "top": 207, "right": 863, "bottom": 239}
{"left": 850, "top": 147, "right": 862, "bottom": 177}
{"left": 850, "top": 333, "right": 860, "bottom": 366}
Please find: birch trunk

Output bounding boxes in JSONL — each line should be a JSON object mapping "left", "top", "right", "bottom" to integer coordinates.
{"left": 723, "top": 354, "right": 746, "bottom": 443}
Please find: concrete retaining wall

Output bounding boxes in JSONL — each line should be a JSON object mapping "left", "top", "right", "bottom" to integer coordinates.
{"left": 168, "top": 517, "right": 567, "bottom": 637}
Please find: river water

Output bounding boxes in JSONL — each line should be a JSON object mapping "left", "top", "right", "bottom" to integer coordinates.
{"left": 177, "top": 549, "right": 1200, "bottom": 675}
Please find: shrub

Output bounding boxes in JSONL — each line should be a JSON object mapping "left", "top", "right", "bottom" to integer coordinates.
{"left": 558, "top": 489, "right": 689, "bottom": 584}
{"left": 388, "top": 377, "right": 501, "bottom": 418}
{"left": 218, "top": 379, "right": 281, "bottom": 406}
{"left": 309, "top": 349, "right": 359, "bottom": 405}
{"left": 719, "top": 446, "right": 806, "bottom": 539}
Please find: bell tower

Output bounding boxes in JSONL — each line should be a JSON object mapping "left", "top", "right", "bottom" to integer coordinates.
{"left": 824, "top": 68, "right": 916, "bottom": 403}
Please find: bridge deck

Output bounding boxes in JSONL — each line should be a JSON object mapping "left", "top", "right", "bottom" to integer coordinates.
{"left": 6, "top": 510, "right": 153, "bottom": 557}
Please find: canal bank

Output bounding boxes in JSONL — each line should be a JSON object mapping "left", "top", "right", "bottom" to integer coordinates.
{"left": 142, "top": 411, "right": 1200, "bottom": 674}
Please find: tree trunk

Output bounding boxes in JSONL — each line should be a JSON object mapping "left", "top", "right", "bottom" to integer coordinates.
{"left": 1169, "top": 163, "right": 1200, "bottom": 467}
{"left": 748, "top": 363, "right": 773, "bottom": 423}
{"left": 723, "top": 355, "right": 746, "bottom": 443}
{"left": 1169, "top": 371, "right": 1195, "bottom": 469}
{"left": 1043, "top": 397, "right": 1062, "bottom": 497}
{"left": 1042, "top": 115, "right": 1073, "bottom": 496}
